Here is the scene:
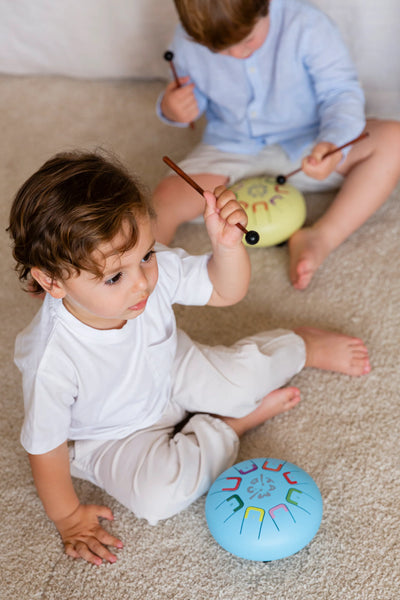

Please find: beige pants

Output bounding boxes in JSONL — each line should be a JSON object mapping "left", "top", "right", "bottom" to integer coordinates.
{"left": 179, "top": 142, "right": 344, "bottom": 193}
{"left": 69, "top": 329, "right": 305, "bottom": 524}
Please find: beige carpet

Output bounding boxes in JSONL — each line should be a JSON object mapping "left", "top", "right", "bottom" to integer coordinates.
{"left": 1, "top": 75, "right": 399, "bottom": 600}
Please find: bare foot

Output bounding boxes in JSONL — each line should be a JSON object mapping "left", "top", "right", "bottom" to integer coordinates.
{"left": 295, "top": 326, "right": 371, "bottom": 376}
{"left": 220, "top": 387, "right": 300, "bottom": 437}
{"left": 288, "top": 227, "right": 334, "bottom": 290}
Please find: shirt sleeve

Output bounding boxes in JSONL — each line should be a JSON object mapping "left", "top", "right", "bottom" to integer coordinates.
{"left": 300, "top": 10, "right": 366, "bottom": 153}
{"left": 19, "top": 359, "right": 77, "bottom": 455}
{"left": 15, "top": 308, "right": 78, "bottom": 455}
{"left": 155, "top": 244, "right": 213, "bottom": 306}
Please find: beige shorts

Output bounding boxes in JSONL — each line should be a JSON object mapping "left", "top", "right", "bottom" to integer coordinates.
{"left": 69, "top": 328, "right": 305, "bottom": 524}
{"left": 179, "top": 143, "right": 344, "bottom": 193}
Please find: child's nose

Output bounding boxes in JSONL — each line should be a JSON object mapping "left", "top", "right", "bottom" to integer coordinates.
{"left": 132, "top": 269, "right": 148, "bottom": 291}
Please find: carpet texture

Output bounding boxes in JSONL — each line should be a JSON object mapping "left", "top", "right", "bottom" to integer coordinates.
{"left": 1, "top": 75, "right": 399, "bottom": 600}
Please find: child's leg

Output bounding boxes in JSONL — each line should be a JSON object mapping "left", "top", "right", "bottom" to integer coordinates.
{"left": 152, "top": 172, "right": 227, "bottom": 244}
{"left": 172, "top": 326, "right": 369, "bottom": 426}
{"left": 220, "top": 323, "right": 372, "bottom": 436}
{"left": 289, "top": 119, "right": 400, "bottom": 289}
{"left": 220, "top": 387, "right": 300, "bottom": 437}
{"left": 171, "top": 329, "right": 306, "bottom": 419}
{"left": 69, "top": 328, "right": 369, "bottom": 524}
{"left": 70, "top": 388, "right": 300, "bottom": 524}
{"left": 70, "top": 404, "right": 240, "bottom": 524}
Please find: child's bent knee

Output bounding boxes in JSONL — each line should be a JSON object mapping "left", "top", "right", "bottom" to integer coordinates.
{"left": 131, "top": 476, "right": 203, "bottom": 525}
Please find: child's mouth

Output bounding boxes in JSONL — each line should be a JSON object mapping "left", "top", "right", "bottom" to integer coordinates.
{"left": 129, "top": 297, "right": 148, "bottom": 311}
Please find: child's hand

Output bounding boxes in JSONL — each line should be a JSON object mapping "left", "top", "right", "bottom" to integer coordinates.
{"left": 302, "top": 141, "right": 342, "bottom": 180}
{"left": 54, "top": 503, "right": 123, "bottom": 566}
{"left": 203, "top": 185, "right": 248, "bottom": 248}
{"left": 205, "top": 185, "right": 250, "bottom": 306}
{"left": 160, "top": 76, "right": 199, "bottom": 124}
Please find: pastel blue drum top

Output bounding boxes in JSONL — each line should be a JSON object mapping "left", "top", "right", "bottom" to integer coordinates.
{"left": 205, "top": 458, "right": 323, "bottom": 561}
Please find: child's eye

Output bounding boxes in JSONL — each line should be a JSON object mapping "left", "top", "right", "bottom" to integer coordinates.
{"left": 142, "top": 250, "right": 155, "bottom": 263}
{"left": 105, "top": 272, "right": 123, "bottom": 286}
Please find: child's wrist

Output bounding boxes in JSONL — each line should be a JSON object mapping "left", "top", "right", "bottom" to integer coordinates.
{"left": 211, "top": 236, "right": 244, "bottom": 254}
{"left": 50, "top": 500, "right": 81, "bottom": 526}
{"left": 210, "top": 239, "right": 249, "bottom": 274}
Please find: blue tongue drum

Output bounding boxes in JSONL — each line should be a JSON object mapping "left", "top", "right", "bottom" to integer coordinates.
{"left": 205, "top": 457, "right": 323, "bottom": 561}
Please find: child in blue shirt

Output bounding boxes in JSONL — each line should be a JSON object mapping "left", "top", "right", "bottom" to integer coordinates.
{"left": 154, "top": 0, "right": 400, "bottom": 290}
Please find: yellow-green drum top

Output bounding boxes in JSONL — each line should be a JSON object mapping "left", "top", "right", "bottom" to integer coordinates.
{"left": 230, "top": 176, "right": 306, "bottom": 247}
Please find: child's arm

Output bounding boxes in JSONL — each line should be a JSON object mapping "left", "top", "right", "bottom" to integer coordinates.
{"left": 29, "top": 442, "right": 123, "bottom": 565}
{"left": 205, "top": 186, "right": 251, "bottom": 307}
{"left": 297, "top": 11, "right": 366, "bottom": 181}
{"left": 160, "top": 76, "right": 199, "bottom": 125}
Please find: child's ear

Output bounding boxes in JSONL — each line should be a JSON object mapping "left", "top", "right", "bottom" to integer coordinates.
{"left": 30, "top": 267, "right": 66, "bottom": 299}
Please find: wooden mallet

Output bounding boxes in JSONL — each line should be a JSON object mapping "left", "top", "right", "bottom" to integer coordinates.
{"left": 163, "top": 156, "right": 260, "bottom": 245}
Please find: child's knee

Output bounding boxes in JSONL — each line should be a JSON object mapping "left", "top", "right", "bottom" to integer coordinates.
{"left": 152, "top": 175, "right": 177, "bottom": 206}
{"left": 387, "top": 120, "right": 400, "bottom": 146}
{"left": 368, "top": 118, "right": 400, "bottom": 148}
{"left": 133, "top": 490, "right": 184, "bottom": 525}
{"left": 373, "top": 120, "right": 400, "bottom": 172}
{"left": 131, "top": 468, "right": 206, "bottom": 525}
{"left": 126, "top": 423, "right": 236, "bottom": 523}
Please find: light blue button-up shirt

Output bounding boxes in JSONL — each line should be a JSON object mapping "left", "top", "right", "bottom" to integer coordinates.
{"left": 158, "top": 0, "right": 365, "bottom": 161}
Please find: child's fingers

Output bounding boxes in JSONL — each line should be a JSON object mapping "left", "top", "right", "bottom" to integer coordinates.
{"left": 214, "top": 188, "right": 247, "bottom": 225}
{"left": 204, "top": 188, "right": 241, "bottom": 218}
{"left": 177, "top": 95, "right": 199, "bottom": 122}
{"left": 94, "top": 505, "right": 115, "bottom": 521}
{"left": 96, "top": 525, "right": 124, "bottom": 550}
{"left": 165, "top": 76, "right": 191, "bottom": 92}
{"left": 167, "top": 83, "right": 198, "bottom": 122}
{"left": 311, "top": 141, "right": 336, "bottom": 161}
{"left": 73, "top": 538, "right": 114, "bottom": 566}
{"left": 164, "top": 81, "right": 195, "bottom": 105}
{"left": 176, "top": 82, "right": 196, "bottom": 97}
{"left": 302, "top": 142, "right": 341, "bottom": 179}
{"left": 64, "top": 541, "right": 80, "bottom": 560}
{"left": 307, "top": 142, "right": 339, "bottom": 167}
{"left": 165, "top": 84, "right": 195, "bottom": 107}
{"left": 60, "top": 504, "right": 123, "bottom": 566}
{"left": 64, "top": 531, "right": 121, "bottom": 566}
{"left": 91, "top": 505, "right": 124, "bottom": 549}
{"left": 219, "top": 199, "right": 248, "bottom": 228}
{"left": 86, "top": 535, "right": 118, "bottom": 564}
{"left": 203, "top": 190, "right": 217, "bottom": 218}
{"left": 214, "top": 186, "right": 237, "bottom": 208}
{"left": 176, "top": 75, "right": 191, "bottom": 87}
{"left": 204, "top": 187, "right": 247, "bottom": 240}
{"left": 213, "top": 184, "right": 229, "bottom": 198}
{"left": 64, "top": 539, "right": 103, "bottom": 566}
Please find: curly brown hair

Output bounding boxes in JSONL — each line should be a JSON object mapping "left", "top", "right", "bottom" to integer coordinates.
{"left": 174, "top": 0, "right": 270, "bottom": 51}
{"left": 8, "top": 150, "right": 155, "bottom": 294}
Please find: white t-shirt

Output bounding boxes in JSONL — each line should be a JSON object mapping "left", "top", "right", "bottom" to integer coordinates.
{"left": 15, "top": 246, "right": 213, "bottom": 455}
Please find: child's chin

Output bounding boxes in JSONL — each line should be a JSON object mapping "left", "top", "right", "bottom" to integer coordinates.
{"left": 126, "top": 306, "right": 146, "bottom": 319}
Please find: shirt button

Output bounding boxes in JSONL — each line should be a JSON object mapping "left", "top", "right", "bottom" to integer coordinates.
{"left": 249, "top": 66, "right": 256, "bottom": 73}
{"left": 251, "top": 110, "right": 257, "bottom": 118}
